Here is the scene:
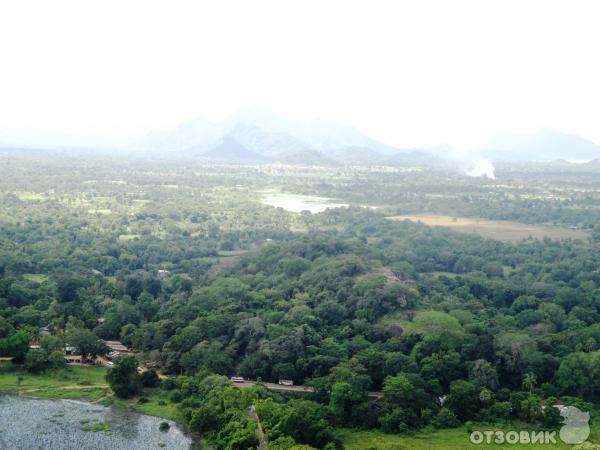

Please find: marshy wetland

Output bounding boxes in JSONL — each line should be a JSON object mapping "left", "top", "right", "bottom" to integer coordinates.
{"left": 0, "top": 395, "right": 193, "bottom": 450}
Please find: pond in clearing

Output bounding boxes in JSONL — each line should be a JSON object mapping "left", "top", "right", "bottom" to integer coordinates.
{"left": 260, "top": 192, "right": 347, "bottom": 213}
{"left": 0, "top": 395, "right": 193, "bottom": 450}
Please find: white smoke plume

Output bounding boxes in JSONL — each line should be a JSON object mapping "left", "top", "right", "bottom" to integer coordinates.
{"left": 466, "top": 158, "right": 496, "bottom": 179}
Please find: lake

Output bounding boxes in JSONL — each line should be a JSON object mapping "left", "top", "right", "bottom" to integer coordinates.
{"left": 260, "top": 192, "right": 348, "bottom": 213}
{"left": 0, "top": 395, "right": 193, "bottom": 450}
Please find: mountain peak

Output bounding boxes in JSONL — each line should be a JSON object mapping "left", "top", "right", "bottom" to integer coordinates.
{"left": 136, "top": 106, "right": 406, "bottom": 163}
{"left": 196, "top": 134, "right": 267, "bottom": 163}
{"left": 484, "top": 129, "right": 600, "bottom": 161}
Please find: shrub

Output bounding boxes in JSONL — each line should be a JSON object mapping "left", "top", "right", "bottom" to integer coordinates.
{"left": 159, "top": 422, "right": 170, "bottom": 432}
{"left": 140, "top": 369, "right": 161, "bottom": 388}
{"left": 25, "top": 348, "right": 48, "bottom": 373}
{"left": 433, "top": 407, "right": 460, "bottom": 429}
{"left": 487, "top": 401, "right": 512, "bottom": 422}
{"left": 379, "top": 407, "right": 409, "bottom": 433}
{"left": 106, "top": 354, "right": 142, "bottom": 398}
{"left": 161, "top": 377, "right": 178, "bottom": 390}
{"left": 169, "top": 390, "right": 183, "bottom": 403}
{"left": 0, "top": 359, "right": 13, "bottom": 371}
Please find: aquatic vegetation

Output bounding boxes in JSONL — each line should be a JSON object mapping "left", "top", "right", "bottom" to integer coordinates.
{"left": 81, "top": 422, "right": 111, "bottom": 432}
{"left": 0, "top": 395, "right": 192, "bottom": 449}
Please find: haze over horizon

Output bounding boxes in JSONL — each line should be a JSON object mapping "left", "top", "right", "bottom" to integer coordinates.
{"left": 1, "top": 0, "right": 600, "bottom": 149}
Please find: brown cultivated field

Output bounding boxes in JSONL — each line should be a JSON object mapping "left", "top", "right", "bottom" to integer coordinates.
{"left": 387, "top": 214, "right": 589, "bottom": 242}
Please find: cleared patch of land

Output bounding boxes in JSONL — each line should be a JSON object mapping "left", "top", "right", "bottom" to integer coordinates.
{"left": 118, "top": 233, "right": 141, "bottom": 242}
{"left": 387, "top": 214, "right": 589, "bottom": 242}
{"left": 336, "top": 428, "right": 577, "bottom": 450}
{"left": 23, "top": 273, "right": 49, "bottom": 283}
{"left": 0, "top": 366, "right": 109, "bottom": 401}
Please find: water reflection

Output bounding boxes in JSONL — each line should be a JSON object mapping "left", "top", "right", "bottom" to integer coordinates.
{"left": 261, "top": 192, "right": 347, "bottom": 213}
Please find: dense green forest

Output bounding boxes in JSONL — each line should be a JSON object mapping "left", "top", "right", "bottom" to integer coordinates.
{"left": 1, "top": 154, "right": 600, "bottom": 448}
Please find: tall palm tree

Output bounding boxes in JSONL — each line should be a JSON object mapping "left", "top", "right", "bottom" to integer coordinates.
{"left": 522, "top": 372, "right": 537, "bottom": 394}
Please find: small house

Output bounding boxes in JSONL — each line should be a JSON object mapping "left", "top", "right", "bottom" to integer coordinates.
{"left": 553, "top": 400, "right": 567, "bottom": 412}
{"left": 104, "top": 341, "right": 130, "bottom": 360}
{"left": 64, "top": 355, "right": 83, "bottom": 365}
{"left": 0, "top": 356, "right": 15, "bottom": 369}
{"left": 39, "top": 327, "right": 51, "bottom": 336}
{"left": 64, "top": 345, "right": 77, "bottom": 355}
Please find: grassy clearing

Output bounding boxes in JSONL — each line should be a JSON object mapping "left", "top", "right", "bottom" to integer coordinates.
{"left": 22, "top": 273, "right": 50, "bottom": 283}
{"left": 113, "top": 388, "right": 183, "bottom": 422}
{"left": 336, "top": 427, "right": 577, "bottom": 450}
{"left": 31, "top": 386, "right": 108, "bottom": 401}
{"left": 15, "top": 191, "right": 48, "bottom": 201}
{"left": 387, "top": 214, "right": 589, "bottom": 242}
{"left": 0, "top": 366, "right": 108, "bottom": 400}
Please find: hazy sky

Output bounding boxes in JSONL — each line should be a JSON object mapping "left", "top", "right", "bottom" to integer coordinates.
{"left": 1, "top": 0, "right": 599, "bottom": 148}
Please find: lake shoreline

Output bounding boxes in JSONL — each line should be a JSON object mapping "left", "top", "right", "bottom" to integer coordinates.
{"left": 0, "top": 366, "right": 201, "bottom": 447}
{"left": 0, "top": 394, "right": 196, "bottom": 449}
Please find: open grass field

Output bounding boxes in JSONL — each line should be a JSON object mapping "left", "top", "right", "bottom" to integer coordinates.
{"left": 0, "top": 366, "right": 109, "bottom": 401}
{"left": 0, "top": 366, "right": 107, "bottom": 398}
{"left": 336, "top": 427, "right": 586, "bottom": 450}
{"left": 0, "top": 367, "right": 183, "bottom": 421}
{"left": 15, "top": 191, "right": 48, "bottom": 201}
{"left": 387, "top": 214, "right": 590, "bottom": 242}
{"left": 112, "top": 388, "right": 183, "bottom": 422}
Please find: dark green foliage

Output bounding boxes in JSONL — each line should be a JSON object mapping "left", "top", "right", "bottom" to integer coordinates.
{"left": 106, "top": 355, "right": 142, "bottom": 398}
{"left": 445, "top": 380, "right": 480, "bottom": 422}
{"left": 25, "top": 348, "right": 49, "bottom": 373}
{"left": 432, "top": 407, "right": 460, "bottom": 429}
{"left": 255, "top": 398, "right": 337, "bottom": 449}
{"left": 140, "top": 369, "right": 161, "bottom": 388}
{"left": 0, "top": 331, "right": 29, "bottom": 362}
{"left": 67, "top": 328, "right": 106, "bottom": 357}
{"left": 1, "top": 158, "right": 600, "bottom": 444}
{"left": 48, "top": 350, "right": 66, "bottom": 369}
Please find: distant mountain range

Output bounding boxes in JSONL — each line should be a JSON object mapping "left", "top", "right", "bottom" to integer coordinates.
{"left": 134, "top": 106, "right": 428, "bottom": 165}
{"left": 134, "top": 110, "right": 600, "bottom": 164}
{"left": 1, "top": 107, "right": 599, "bottom": 165}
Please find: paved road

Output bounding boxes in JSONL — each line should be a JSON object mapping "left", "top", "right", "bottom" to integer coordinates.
{"left": 233, "top": 380, "right": 383, "bottom": 398}
{"left": 235, "top": 380, "right": 315, "bottom": 393}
